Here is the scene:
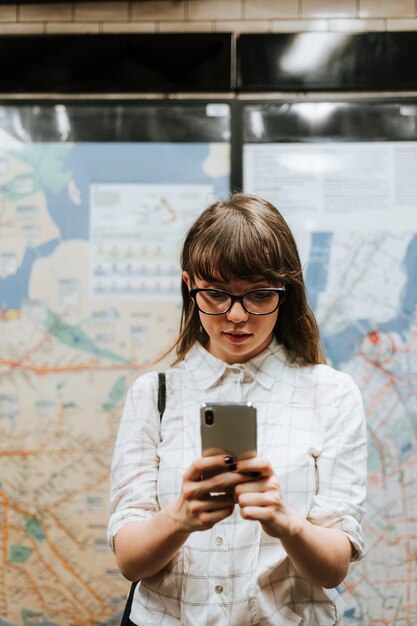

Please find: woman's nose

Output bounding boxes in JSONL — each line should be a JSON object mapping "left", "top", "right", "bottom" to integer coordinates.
{"left": 226, "top": 300, "right": 249, "bottom": 322}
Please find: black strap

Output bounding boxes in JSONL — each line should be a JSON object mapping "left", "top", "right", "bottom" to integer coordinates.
{"left": 120, "top": 581, "right": 137, "bottom": 626}
{"left": 157, "top": 372, "right": 166, "bottom": 420}
{"left": 120, "top": 373, "right": 166, "bottom": 626}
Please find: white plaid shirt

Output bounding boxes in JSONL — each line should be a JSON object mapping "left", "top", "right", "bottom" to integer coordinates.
{"left": 108, "top": 339, "right": 367, "bottom": 626}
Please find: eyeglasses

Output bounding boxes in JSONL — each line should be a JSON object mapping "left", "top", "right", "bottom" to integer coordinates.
{"left": 189, "top": 287, "right": 285, "bottom": 316}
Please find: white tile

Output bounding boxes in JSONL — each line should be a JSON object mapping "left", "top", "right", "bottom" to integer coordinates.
{"left": 20, "top": 3, "right": 72, "bottom": 22}
{"left": 386, "top": 18, "right": 417, "bottom": 30}
{"left": 271, "top": 18, "right": 329, "bottom": 31}
{"left": 159, "top": 20, "right": 213, "bottom": 31}
{"left": 46, "top": 22, "right": 101, "bottom": 33}
{"left": 102, "top": 21, "right": 157, "bottom": 32}
{"left": 0, "top": 6, "right": 17, "bottom": 22}
{"left": 214, "top": 19, "right": 270, "bottom": 31}
{"left": 188, "top": 0, "right": 242, "bottom": 20}
{"left": 303, "top": 0, "right": 356, "bottom": 18}
{"left": 132, "top": 1, "right": 185, "bottom": 20}
{"left": 359, "top": 0, "right": 414, "bottom": 18}
{"left": 244, "top": 0, "right": 298, "bottom": 19}
{"left": 75, "top": 2, "right": 129, "bottom": 21}
{"left": 0, "top": 22, "right": 44, "bottom": 33}
{"left": 329, "top": 17, "right": 385, "bottom": 30}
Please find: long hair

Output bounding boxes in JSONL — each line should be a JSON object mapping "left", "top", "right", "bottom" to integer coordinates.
{"left": 174, "top": 193, "right": 325, "bottom": 366}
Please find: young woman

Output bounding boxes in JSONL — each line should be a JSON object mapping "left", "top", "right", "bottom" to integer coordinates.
{"left": 108, "top": 194, "right": 367, "bottom": 626}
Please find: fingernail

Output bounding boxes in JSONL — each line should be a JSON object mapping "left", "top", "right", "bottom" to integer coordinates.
{"left": 224, "top": 456, "right": 233, "bottom": 464}
{"left": 251, "top": 471, "right": 261, "bottom": 478}
{"left": 229, "top": 463, "right": 238, "bottom": 471}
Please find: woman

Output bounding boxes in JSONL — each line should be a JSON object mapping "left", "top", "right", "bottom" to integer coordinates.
{"left": 108, "top": 193, "right": 367, "bottom": 625}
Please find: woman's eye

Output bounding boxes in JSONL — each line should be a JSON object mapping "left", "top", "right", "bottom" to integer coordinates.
{"left": 250, "top": 290, "right": 273, "bottom": 300}
{"left": 206, "top": 290, "right": 227, "bottom": 299}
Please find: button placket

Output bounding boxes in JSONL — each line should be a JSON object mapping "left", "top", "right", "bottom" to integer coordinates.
{"left": 211, "top": 531, "right": 228, "bottom": 600}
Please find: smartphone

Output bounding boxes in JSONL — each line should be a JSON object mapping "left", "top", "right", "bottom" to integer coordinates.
{"left": 200, "top": 402, "right": 257, "bottom": 486}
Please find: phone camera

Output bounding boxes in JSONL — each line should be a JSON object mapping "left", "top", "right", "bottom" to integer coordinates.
{"left": 205, "top": 409, "right": 214, "bottom": 425}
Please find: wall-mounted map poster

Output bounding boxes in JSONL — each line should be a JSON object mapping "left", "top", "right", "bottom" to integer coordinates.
{"left": 0, "top": 102, "right": 231, "bottom": 626}
{"left": 243, "top": 100, "right": 417, "bottom": 626}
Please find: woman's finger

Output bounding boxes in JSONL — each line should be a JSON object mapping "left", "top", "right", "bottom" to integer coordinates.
{"left": 234, "top": 479, "right": 268, "bottom": 495}
{"left": 234, "top": 475, "right": 281, "bottom": 496}
{"left": 239, "top": 506, "right": 275, "bottom": 521}
{"left": 183, "top": 470, "right": 252, "bottom": 500}
{"left": 236, "top": 490, "right": 281, "bottom": 508}
{"left": 194, "top": 507, "right": 235, "bottom": 529}
{"left": 188, "top": 493, "right": 235, "bottom": 513}
{"left": 184, "top": 454, "right": 239, "bottom": 482}
{"left": 235, "top": 457, "right": 274, "bottom": 476}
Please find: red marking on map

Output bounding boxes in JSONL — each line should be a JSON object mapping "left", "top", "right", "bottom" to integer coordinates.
{"left": 368, "top": 330, "right": 380, "bottom": 345}
{"left": 359, "top": 330, "right": 396, "bottom": 364}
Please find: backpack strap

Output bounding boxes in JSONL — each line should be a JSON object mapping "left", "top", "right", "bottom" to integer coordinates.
{"left": 120, "top": 581, "right": 137, "bottom": 626}
{"left": 120, "top": 372, "right": 166, "bottom": 626}
{"left": 157, "top": 372, "right": 166, "bottom": 421}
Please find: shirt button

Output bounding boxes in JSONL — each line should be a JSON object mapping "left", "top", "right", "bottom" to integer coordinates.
{"left": 215, "top": 585, "right": 223, "bottom": 594}
{"left": 215, "top": 536, "right": 223, "bottom": 546}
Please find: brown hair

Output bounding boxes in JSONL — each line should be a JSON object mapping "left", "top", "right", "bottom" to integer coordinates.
{"left": 174, "top": 193, "right": 325, "bottom": 366}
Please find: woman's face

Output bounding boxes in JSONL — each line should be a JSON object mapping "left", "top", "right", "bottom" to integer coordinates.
{"left": 183, "top": 272, "right": 279, "bottom": 364}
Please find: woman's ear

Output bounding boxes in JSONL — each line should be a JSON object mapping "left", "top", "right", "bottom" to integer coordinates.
{"left": 182, "top": 271, "right": 191, "bottom": 289}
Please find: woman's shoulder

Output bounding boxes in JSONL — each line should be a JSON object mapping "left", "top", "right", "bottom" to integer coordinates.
{"left": 296, "top": 360, "right": 362, "bottom": 399}
{"left": 130, "top": 369, "right": 159, "bottom": 390}
{"left": 126, "top": 371, "right": 160, "bottom": 407}
{"left": 130, "top": 361, "right": 187, "bottom": 394}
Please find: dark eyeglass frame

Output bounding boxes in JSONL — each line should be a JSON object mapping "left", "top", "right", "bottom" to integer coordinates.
{"left": 189, "top": 287, "right": 286, "bottom": 316}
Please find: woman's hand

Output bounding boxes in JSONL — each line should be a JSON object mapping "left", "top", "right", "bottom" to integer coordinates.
{"left": 168, "top": 454, "right": 252, "bottom": 534}
{"left": 234, "top": 457, "right": 303, "bottom": 539}
{"left": 234, "top": 457, "right": 352, "bottom": 587}
{"left": 114, "top": 456, "right": 249, "bottom": 581}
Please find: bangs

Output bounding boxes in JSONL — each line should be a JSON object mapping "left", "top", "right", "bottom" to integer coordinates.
{"left": 185, "top": 210, "right": 288, "bottom": 284}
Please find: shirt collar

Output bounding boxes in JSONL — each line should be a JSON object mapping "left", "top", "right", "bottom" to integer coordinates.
{"left": 183, "top": 337, "right": 288, "bottom": 391}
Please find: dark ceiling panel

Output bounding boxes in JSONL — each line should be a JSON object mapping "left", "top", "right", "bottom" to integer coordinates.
{"left": 0, "top": 33, "right": 232, "bottom": 93}
{"left": 0, "top": 102, "right": 232, "bottom": 142}
{"left": 2, "top": 31, "right": 416, "bottom": 94}
{"left": 237, "top": 32, "right": 417, "bottom": 91}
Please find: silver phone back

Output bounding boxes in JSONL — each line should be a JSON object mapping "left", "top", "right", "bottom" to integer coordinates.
{"left": 200, "top": 402, "right": 257, "bottom": 460}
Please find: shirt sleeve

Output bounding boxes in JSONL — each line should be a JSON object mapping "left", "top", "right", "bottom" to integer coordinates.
{"left": 107, "top": 372, "right": 161, "bottom": 552}
{"left": 308, "top": 373, "right": 367, "bottom": 561}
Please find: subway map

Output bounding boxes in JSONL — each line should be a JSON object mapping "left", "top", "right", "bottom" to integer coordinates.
{"left": 0, "top": 134, "right": 416, "bottom": 626}
{"left": 308, "top": 231, "right": 417, "bottom": 625}
{"left": 245, "top": 141, "right": 417, "bottom": 625}
{"left": 0, "top": 140, "right": 230, "bottom": 626}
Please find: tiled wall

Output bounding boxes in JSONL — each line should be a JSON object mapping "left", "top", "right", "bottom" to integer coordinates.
{"left": 0, "top": 0, "right": 416, "bottom": 35}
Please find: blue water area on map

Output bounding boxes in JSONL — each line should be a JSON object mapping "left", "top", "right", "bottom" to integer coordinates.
{"left": 305, "top": 232, "right": 333, "bottom": 312}
{"left": 322, "top": 320, "right": 373, "bottom": 367}
{"left": 0, "top": 239, "right": 60, "bottom": 309}
{"left": 343, "top": 608, "right": 359, "bottom": 620}
{"left": 0, "top": 143, "right": 229, "bottom": 310}
{"left": 45, "top": 143, "right": 229, "bottom": 241}
{"left": 379, "top": 233, "right": 417, "bottom": 336}
{"left": 308, "top": 232, "right": 417, "bottom": 366}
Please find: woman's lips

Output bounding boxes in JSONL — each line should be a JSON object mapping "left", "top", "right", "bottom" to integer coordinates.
{"left": 222, "top": 332, "right": 252, "bottom": 344}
